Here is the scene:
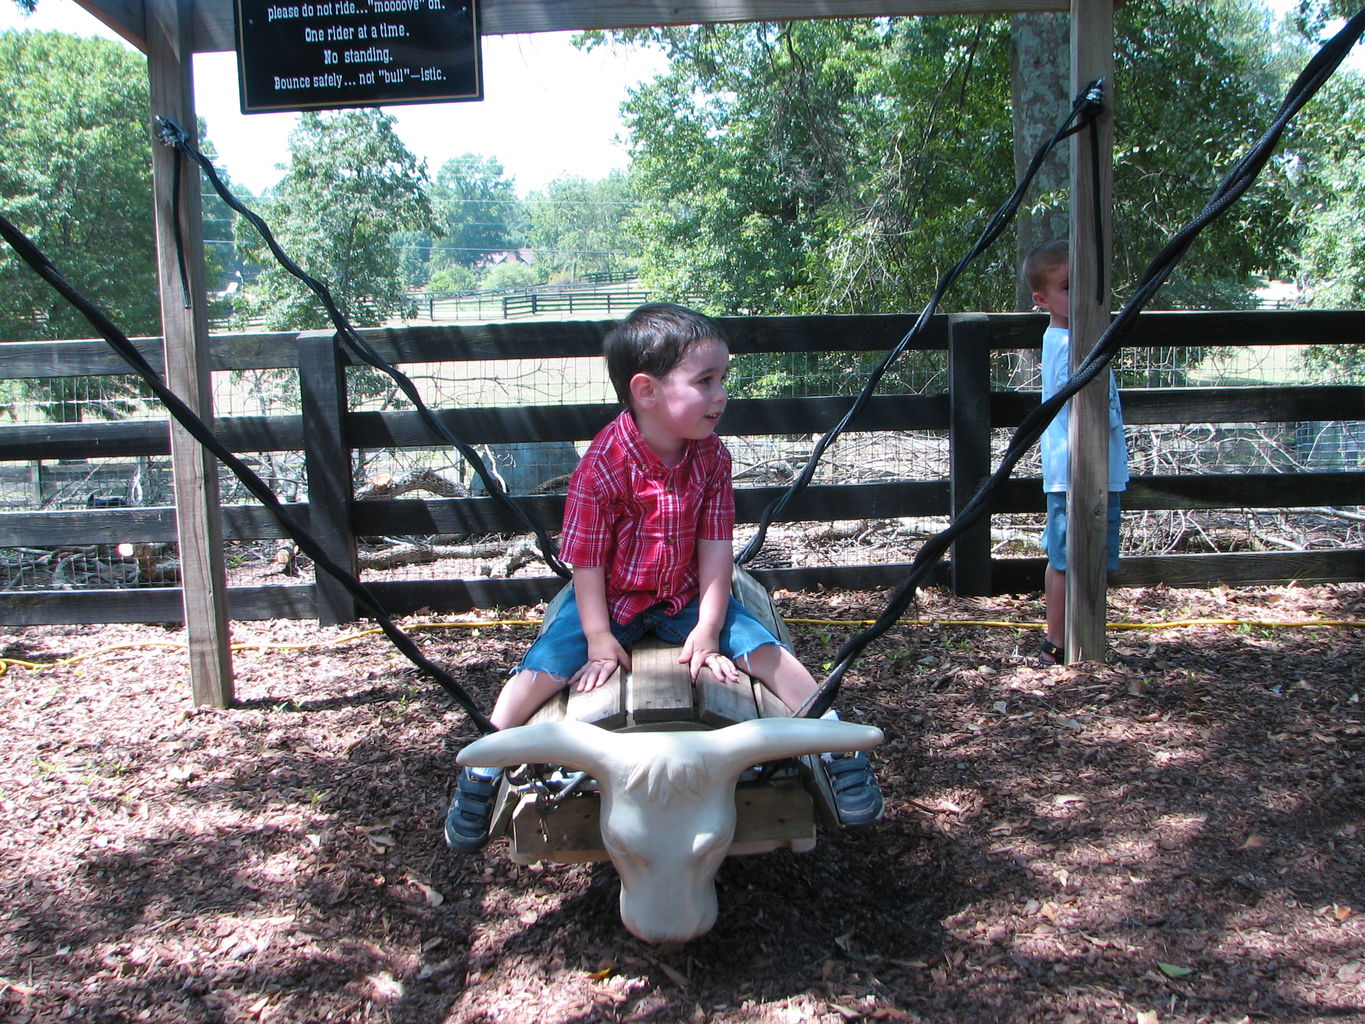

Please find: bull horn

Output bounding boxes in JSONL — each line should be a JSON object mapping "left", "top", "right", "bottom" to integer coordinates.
{"left": 458, "top": 720, "right": 618, "bottom": 777}
{"left": 696, "top": 718, "right": 884, "bottom": 778}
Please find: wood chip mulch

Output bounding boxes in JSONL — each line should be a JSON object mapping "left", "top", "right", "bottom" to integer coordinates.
{"left": 1, "top": 582, "right": 1362, "bottom": 1024}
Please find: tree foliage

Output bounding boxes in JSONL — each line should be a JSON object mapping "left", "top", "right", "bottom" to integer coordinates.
{"left": 0, "top": 29, "right": 157, "bottom": 420}
{"left": 391, "top": 229, "right": 434, "bottom": 289}
{"left": 0, "top": 30, "right": 158, "bottom": 340}
{"left": 1281, "top": 5, "right": 1365, "bottom": 381}
{"left": 1110, "top": 0, "right": 1296, "bottom": 308}
{"left": 525, "top": 171, "right": 639, "bottom": 282}
{"left": 1293, "top": 71, "right": 1365, "bottom": 310}
{"left": 427, "top": 153, "right": 525, "bottom": 271}
{"left": 234, "top": 109, "right": 432, "bottom": 331}
{"left": 599, "top": 2, "right": 1321, "bottom": 320}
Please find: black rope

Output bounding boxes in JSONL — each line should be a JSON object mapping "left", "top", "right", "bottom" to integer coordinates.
{"left": 169, "top": 147, "right": 191, "bottom": 308}
{"left": 737, "top": 79, "right": 1106, "bottom": 567}
{"left": 0, "top": 209, "right": 497, "bottom": 734}
{"left": 793, "top": 6, "right": 1365, "bottom": 719}
{"left": 1086, "top": 86, "right": 1107, "bottom": 303}
{"left": 153, "top": 118, "right": 571, "bottom": 580}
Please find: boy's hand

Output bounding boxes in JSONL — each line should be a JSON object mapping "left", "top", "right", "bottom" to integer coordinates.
{"left": 570, "top": 634, "right": 630, "bottom": 692}
{"left": 680, "top": 629, "right": 739, "bottom": 683}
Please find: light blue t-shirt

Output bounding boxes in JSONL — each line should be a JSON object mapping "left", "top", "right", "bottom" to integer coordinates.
{"left": 1040, "top": 325, "right": 1129, "bottom": 493}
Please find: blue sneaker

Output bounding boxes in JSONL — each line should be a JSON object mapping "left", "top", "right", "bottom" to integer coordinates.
{"left": 824, "top": 752, "right": 884, "bottom": 828}
{"left": 444, "top": 767, "right": 503, "bottom": 852}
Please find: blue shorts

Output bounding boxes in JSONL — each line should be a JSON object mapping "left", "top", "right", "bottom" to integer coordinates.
{"left": 516, "top": 587, "right": 787, "bottom": 680}
{"left": 1043, "top": 491, "right": 1122, "bottom": 572}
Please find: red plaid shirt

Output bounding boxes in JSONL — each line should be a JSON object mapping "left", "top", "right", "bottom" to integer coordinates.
{"left": 560, "top": 409, "right": 735, "bottom": 624}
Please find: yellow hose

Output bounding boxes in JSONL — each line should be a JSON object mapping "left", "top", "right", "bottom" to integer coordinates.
{"left": 1, "top": 613, "right": 1359, "bottom": 675}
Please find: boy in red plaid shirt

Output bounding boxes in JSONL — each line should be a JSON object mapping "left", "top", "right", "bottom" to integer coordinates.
{"left": 446, "top": 304, "right": 883, "bottom": 851}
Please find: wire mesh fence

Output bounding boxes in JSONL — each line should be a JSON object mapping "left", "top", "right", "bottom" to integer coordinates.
{"left": 1, "top": 337, "right": 1361, "bottom": 594}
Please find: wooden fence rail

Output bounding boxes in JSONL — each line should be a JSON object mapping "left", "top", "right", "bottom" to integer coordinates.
{"left": 1, "top": 310, "right": 1362, "bottom": 626}
{"left": 500, "top": 289, "right": 651, "bottom": 318}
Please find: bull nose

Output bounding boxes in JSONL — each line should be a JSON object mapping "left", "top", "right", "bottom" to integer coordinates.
{"left": 620, "top": 890, "right": 718, "bottom": 944}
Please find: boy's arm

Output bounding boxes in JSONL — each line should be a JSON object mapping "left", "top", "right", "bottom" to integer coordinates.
{"left": 569, "top": 564, "right": 631, "bottom": 691}
{"left": 679, "top": 538, "right": 740, "bottom": 682}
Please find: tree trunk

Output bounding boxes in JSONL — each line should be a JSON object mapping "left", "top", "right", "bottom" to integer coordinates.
{"left": 1011, "top": 12, "right": 1071, "bottom": 314}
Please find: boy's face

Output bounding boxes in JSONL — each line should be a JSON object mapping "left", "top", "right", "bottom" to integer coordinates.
{"left": 1032, "top": 262, "right": 1070, "bottom": 328}
{"left": 639, "top": 337, "right": 730, "bottom": 444}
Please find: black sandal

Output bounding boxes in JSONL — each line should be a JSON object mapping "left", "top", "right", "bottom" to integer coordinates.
{"left": 1038, "top": 638, "right": 1062, "bottom": 666}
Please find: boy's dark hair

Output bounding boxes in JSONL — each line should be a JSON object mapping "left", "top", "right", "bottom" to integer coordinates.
{"left": 1023, "top": 240, "right": 1069, "bottom": 292}
{"left": 603, "top": 303, "right": 728, "bottom": 405}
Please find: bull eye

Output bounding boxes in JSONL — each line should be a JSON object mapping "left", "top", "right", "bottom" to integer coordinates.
{"left": 691, "top": 830, "right": 729, "bottom": 857}
{"left": 601, "top": 826, "right": 649, "bottom": 868}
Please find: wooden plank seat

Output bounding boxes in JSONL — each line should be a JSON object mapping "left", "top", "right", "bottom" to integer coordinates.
{"left": 489, "top": 635, "right": 839, "bottom": 864}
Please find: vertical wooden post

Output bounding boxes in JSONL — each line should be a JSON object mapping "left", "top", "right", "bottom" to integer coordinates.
{"left": 948, "top": 314, "right": 994, "bottom": 596}
{"left": 146, "top": 0, "right": 234, "bottom": 706}
{"left": 298, "top": 331, "right": 358, "bottom": 626}
{"left": 1066, "top": 1, "right": 1115, "bottom": 663}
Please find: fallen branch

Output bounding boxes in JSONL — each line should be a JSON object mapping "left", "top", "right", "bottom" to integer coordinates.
{"left": 356, "top": 469, "right": 467, "bottom": 501}
{"left": 357, "top": 539, "right": 511, "bottom": 571}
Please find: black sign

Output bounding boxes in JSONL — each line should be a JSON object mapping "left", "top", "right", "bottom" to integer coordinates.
{"left": 234, "top": 0, "right": 481, "bottom": 113}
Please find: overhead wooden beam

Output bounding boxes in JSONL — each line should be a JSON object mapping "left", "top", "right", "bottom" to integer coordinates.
{"left": 1065, "top": 0, "right": 1115, "bottom": 665}
{"left": 80, "top": 0, "right": 147, "bottom": 50}
{"left": 401, "top": 0, "right": 1074, "bottom": 36}
{"left": 80, "top": 0, "right": 1072, "bottom": 55}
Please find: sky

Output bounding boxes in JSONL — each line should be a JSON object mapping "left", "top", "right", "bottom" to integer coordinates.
{"left": 0, "top": 0, "right": 668, "bottom": 196}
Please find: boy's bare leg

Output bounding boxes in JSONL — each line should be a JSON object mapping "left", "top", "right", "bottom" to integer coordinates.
{"left": 489, "top": 669, "right": 571, "bottom": 731}
{"left": 447, "top": 668, "right": 572, "bottom": 852}
{"left": 738, "top": 643, "right": 817, "bottom": 712}
{"left": 741, "top": 643, "right": 884, "bottom": 828}
{"left": 1043, "top": 565, "right": 1066, "bottom": 662}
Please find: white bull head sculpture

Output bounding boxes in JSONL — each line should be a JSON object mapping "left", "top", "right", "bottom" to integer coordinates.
{"left": 458, "top": 717, "right": 884, "bottom": 943}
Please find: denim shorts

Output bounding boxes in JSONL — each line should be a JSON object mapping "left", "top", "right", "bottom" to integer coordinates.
{"left": 1044, "top": 491, "right": 1122, "bottom": 572}
{"left": 516, "top": 586, "right": 787, "bottom": 680}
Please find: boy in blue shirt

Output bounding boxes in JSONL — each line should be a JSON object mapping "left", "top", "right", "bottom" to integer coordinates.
{"left": 1024, "top": 241, "right": 1129, "bottom": 665}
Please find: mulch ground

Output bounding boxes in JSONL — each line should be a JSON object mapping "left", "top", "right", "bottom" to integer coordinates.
{"left": 1, "top": 582, "right": 1362, "bottom": 1024}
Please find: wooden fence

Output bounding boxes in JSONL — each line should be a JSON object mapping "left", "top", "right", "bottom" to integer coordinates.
{"left": 408, "top": 285, "right": 649, "bottom": 322}
{"left": 500, "top": 289, "right": 650, "bottom": 319}
{"left": 0, "top": 310, "right": 1362, "bottom": 626}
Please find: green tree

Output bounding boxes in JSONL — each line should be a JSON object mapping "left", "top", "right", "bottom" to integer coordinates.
{"left": 428, "top": 154, "right": 525, "bottom": 270}
{"left": 480, "top": 259, "right": 542, "bottom": 291}
{"left": 610, "top": 19, "right": 901, "bottom": 316}
{"left": 1110, "top": 0, "right": 1297, "bottom": 310}
{"left": 392, "top": 229, "right": 434, "bottom": 290}
{"left": 233, "top": 109, "right": 433, "bottom": 331}
{"left": 525, "top": 171, "right": 640, "bottom": 282}
{"left": 603, "top": 3, "right": 1308, "bottom": 319}
{"left": 603, "top": 17, "right": 1016, "bottom": 396}
{"left": 0, "top": 29, "right": 158, "bottom": 420}
{"left": 197, "top": 131, "right": 247, "bottom": 315}
{"left": 1289, "top": 80, "right": 1365, "bottom": 309}
{"left": 427, "top": 263, "right": 478, "bottom": 292}
{"left": 1286, "top": 0, "right": 1361, "bottom": 34}
{"left": 1285, "top": 16, "right": 1365, "bottom": 381}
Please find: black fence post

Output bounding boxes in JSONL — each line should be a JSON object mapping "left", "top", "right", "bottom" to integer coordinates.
{"left": 948, "top": 314, "right": 994, "bottom": 596}
{"left": 298, "top": 330, "right": 358, "bottom": 625}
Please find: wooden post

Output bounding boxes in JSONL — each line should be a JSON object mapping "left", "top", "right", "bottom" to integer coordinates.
{"left": 146, "top": 0, "right": 234, "bottom": 706}
{"left": 1066, "top": 1, "right": 1115, "bottom": 663}
{"left": 298, "top": 331, "right": 359, "bottom": 625}
{"left": 948, "top": 314, "right": 994, "bottom": 596}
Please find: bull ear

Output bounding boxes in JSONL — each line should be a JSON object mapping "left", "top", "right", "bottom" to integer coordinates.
{"left": 706, "top": 718, "right": 883, "bottom": 776}
{"left": 458, "top": 720, "right": 616, "bottom": 776}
